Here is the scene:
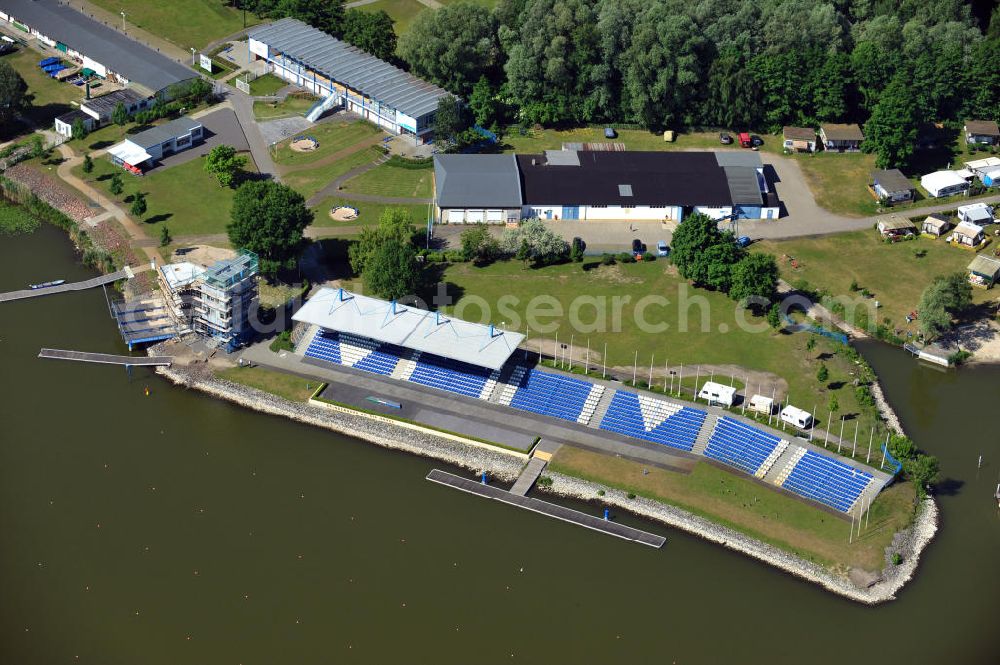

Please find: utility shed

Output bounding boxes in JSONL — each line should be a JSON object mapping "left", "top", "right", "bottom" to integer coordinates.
{"left": 921, "top": 214, "right": 951, "bottom": 236}
{"left": 968, "top": 254, "right": 1000, "bottom": 288}
{"left": 871, "top": 169, "right": 915, "bottom": 205}
{"left": 876, "top": 216, "right": 916, "bottom": 239}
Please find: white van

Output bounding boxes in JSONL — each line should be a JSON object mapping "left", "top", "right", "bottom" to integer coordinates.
{"left": 780, "top": 405, "right": 813, "bottom": 430}
{"left": 698, "top": 381, "right": 736, "bottom": 407}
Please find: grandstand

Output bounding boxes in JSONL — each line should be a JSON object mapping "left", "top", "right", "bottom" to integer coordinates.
{"left": 292, "top": 287, "right": 887, "bottom": 515}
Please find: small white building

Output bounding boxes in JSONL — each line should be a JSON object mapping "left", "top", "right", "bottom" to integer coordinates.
{"left": 956, "top": 202, "right": 994, "bottom": 226}
{"left": 698, "top": 381, "right": 736, "bottom": 407}
{"left": 921, "top": 214, "right": 951, "bottom": 236}
{"left": 780, "top": 405, "right": 813, "bottom": 430}
{"left": 951, "top": 221, "right": 985, "bottom": 248}
{"left": 920, "top": 170, "right": 970, "bottom": 198}
{"left": 107, "top": 116, "right": 203, "bottom": 173}
{"left": 747, "top": 394, "right": 774, "bottom": 416}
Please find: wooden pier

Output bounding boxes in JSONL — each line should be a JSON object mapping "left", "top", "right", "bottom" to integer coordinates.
{"left": 426, "top": 469, "right": 666, "bottom": 548}
{"left": 0, "top": 267, "right": 133, "bottom": 303}
{"left": 38, "top": 348, "right": 172, "bottom": 367}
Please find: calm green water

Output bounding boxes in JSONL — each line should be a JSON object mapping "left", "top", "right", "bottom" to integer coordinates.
{"left": 1, "top": 226, "right": 998, "bottom": 664}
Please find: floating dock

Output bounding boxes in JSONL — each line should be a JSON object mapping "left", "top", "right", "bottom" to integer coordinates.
{"left": 426, "top": 469, "right": 666, "bottom": 548}
{"left": 38, "top": 348, "right": 172, "bottom": 367}
{"left": 0, "top": 268, "right": 133, "bottom": 303}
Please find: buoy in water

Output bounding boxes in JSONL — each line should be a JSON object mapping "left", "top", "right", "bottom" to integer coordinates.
{"left": 144, "top": 386, "right": 150, "bottom": 397}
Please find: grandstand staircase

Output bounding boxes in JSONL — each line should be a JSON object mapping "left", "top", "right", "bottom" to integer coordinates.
{"left": 294, "top": 325, "right": 320, "bottom": 356}
{"left": 767, "top": 445, "right": 806, "bottom": 486}
{"left": 392, "top": 349, "right": 421, "bottom": 381}
{"left": 493, "top": 365, "right": 526, "bottom": 405}
{"left": 480, "top": 369, "right": 500, "bottom": 400}
{"left": 690, "top": 414, "right": 718, "bottom": 456}
{"left": 586, "top": 387, "right": 618, "bottom": 429}
{"left": 577, "top": 383, "right": 606, "bottom": 425}
{"left": 754, "top": 439, "right": 790, "bottom": 479}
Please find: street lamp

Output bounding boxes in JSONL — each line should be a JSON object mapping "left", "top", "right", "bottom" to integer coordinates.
{"left": 120, "top": 10, "right": 126, "bottom": 31}
{"left": 190, "top": 47, "right": 196, "bottom": 65}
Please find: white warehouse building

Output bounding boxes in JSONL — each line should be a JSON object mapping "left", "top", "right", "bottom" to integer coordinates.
{"left": 434, "top": 150, "right": 780, "bottom": 224}
{"left": 247, "top": 18, "right": 452, "bottom": 143}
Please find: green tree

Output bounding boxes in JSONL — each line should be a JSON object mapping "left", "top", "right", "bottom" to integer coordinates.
{"left": 569, "top": 236, "right": 586, "bottom": 263}
{"left": 917, "top": 272, "right": 972, "bottom": 339}
{"left": 0, "top": 61, "right": 28, "bottom": 126}
{"left": 109, "top": 173, "right": 124, "bottom": 196}
{"left": 863, "top": 75, "right": 920, "bottom": 169}
{"left": 82, "top": 154, "right": 94, "bottom": 174}
{"left": 204, "top": 144, "right": 247, "bottom": 188}
{"left": 467, "top": 76, "right": 500, "bottom": 129}
{"left": 433, "top": 96, "right": 467, "bottom": 141}
{"left": 112, "top": 101, "right": 129, "bottom": 127}
{"left": 460, "top": 224, "right": 500, "bottom": 265}
{"left": 669, "top": 213, "right": 742, "bottom": 288}
{"left": 363, "top": 240, "right": 419, "bottom": 300}
{"left": 348, "top": 208, "right": 415, "bottom": 275}
{"left": 71, "top": 117, "right": 88, "bottom": 141}
{"left": 342, "top": 9, "right": 396, "bottom": 61}
{"left": 767, "top": 303, "right": 782, "bottom": 329}
{"left": 828, "top": 393, "right": 839, "bottom": 416}
{"left": 268, "top": 0, "right": 346, "bottom": 35}
{"left": 399, "top": 1, "right": 498, "bottom": 96}
{"left": 159, "top": 225, "right": 172, "bottom": 247}
{"left": 515, "top": 238, "right": 531, "bottom": 268}
{"left": 806, "top": 337, "right": 817, "bottom": 353}
{"left": 816, "top": 363, "right": 829, "bottom": 383}
{"left": 729, "top": 252, "right": 779, "bottom": 304}
{"left": 130, "top": 191, "right": 147, "bottom": 219}
{"left": 227, "top": 181, "right": 314, "bottom": 277}
{"left": 499, "top": 218, "right": 569, "bottom": 267}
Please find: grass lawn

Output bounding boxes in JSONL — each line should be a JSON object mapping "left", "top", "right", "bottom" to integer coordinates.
{"left": 282, "top": 145, "right": 384, "bottom": 199}
{"left": 357, "top": 0, "right": 427, "bottom": 35}
{"left": 274, "top": 120, "right": 382, "bottom": 168}
{"left": 550, "top": 446, "right": 917, "bottom": 570}
{"left": 65, "top": 122, "right": 135, "bottom": 154}
{"left": 88, "top": 0, "right": 259, "bottom": 49}
{"left": 340, "top": 161, "right": 433, "bottom": 198}
{"left": 247, "top": 73, "right": 287, "bottom": 97}
{"left": 253, "top": 95, "right": 316, "bottom": 121}
{"left": 73, "top": 155, "right": 250, "bottom": 236}
{"left": 216, "top": 366, "right": 318, "bottom": 402}
{"left": 500, "top": 127, "right": 777, "bottom": 154}
{"left": 788, "top": 151, "right": 879, "bottom": 217}
{"left": 4, "top": 47, "right": 82, "bottom": 131}
{"left": 388, "top": 258, "right": 886, "bottom": 438}
{"left": 311, "top": 196, "right": 430, "bottom": 229}
{"left": 756, "top": 230, "right": 997, "bottom": 334}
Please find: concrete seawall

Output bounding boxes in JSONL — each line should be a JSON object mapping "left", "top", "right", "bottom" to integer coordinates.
{"left": 154, "top": 362, "right": 937, "bottom": 604}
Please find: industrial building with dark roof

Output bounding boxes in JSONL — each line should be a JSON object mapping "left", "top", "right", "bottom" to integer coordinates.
{"left": 1, "top": 0, "right": 197, "bottom": 97}
{"left": 248, "top": 17, "right": 452, "bottom": 143}
{"left": 434, "top": 150, "right": 781, "bottom": 224}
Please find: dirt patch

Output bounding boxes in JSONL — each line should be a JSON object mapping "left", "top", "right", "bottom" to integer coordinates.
{"left": 935, "top": 316, "right": 1000, "bottom": 364}
{"left": 611, "top": 362, "right": 788, "bottom": 399}
{"left": 329, "top": 205, "right": 359, "bottom": 222}
{"left": 589, "top": 263, "right": 641, "bottom": 284}
{"left": 171, "top": 244, "right": 236, "bottom": 267}
{"left": 289, "top": 136, "right": 318, "bottom": 152}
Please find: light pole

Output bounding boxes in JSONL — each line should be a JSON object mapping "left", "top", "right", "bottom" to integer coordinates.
{"left": 120, "top": 10, "right": 126, "bottom": 32}
{"left": 191, "top": 47, "right": 196, "bottom": 66}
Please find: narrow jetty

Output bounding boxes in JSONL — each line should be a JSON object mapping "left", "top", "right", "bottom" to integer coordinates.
{"left": 38, "top": 348, "right": 172, "bottom": 367}
{"left": 426, "top": 469, "right": 666, "bottom": 548}
{"left": 0, "top": 267, "right": 133, "bottom": 303}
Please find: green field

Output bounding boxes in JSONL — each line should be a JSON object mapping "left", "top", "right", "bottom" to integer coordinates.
{"left": 73, "top": 155, "right": 251, "bottom": 236}
{"left": 756, "top": 230, "right": 996, "bottom": 332}
{"left": 499, "top": 127, "right": 776, "bottom": 154}
{"left": 246, "top": 73, "right": 286, "bottom": 97}
{"left": 253, "top": 95, "right": 316, "bottom": 121}
{"left": 357, "top": 0, "right": 427, "bottom": 36}
{"left": 216, "top": 366, "right": 318, "bottom": 402}
{"left": 89, "top": 0, "right": 259, "bottom": 49}
{"left": 282, "top": 146, "right": 385, "bottom": 199}
{"left": 311, "top": 196, "right": 430, "bottom": 229}
{"left": 551, "top": 446, "right": 916, "bottom": 570}
{"left": 274, "top": 120, "right": 382, "bottom": 168}
{"left": 2, "top": 47, "right": 82, "bottom": 133}
{"left": 340, "top": 161, "right": 433, "bottom": 198}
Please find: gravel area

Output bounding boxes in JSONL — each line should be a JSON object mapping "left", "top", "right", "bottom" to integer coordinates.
{"left": 4, "top": 163, "right": 93, "bottom": 221}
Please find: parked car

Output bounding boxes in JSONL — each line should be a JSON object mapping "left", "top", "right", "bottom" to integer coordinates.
{"left": 631, "top": 238, "right": 644, "bottom": 257}
{"left": 736, "top": 236, "right": 752, "bottom": 248}
{"left": 604, "top": 127, "right": 617, "bottom": 139}
{"left": 738, "top": 132, "right": 752, "bottom": 148}
{"left": 719, "top": 132, "right": 733, "bottom": 145}
{"left": 750, "top": 135, "right": 764, "bottom": 147}
{"left": 656, "top": 241, "right": 670, "bottom": 256}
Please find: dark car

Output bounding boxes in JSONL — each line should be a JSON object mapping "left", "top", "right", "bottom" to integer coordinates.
{"left": 719, "top": 132, "right": 733, "bottom": 145}
{"left": 736, "top": 236, "right": 752, "bottom": 248}
{"left": 750, "top": 135, "right": 764, "bottom": 147}
{"left": 631, "top": 239, "right": 644, "bottom": 257}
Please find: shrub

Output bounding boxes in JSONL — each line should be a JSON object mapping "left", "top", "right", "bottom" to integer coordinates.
{"left": 536, "top": 475, "right": 553, "bottom": 488}
{"left": 642, "top": 252, "right": 656, "bottom": 262}
{"left": 269, "top": 330, "right": 294, "bottom": 353}
{"left": 626, "top": 492, "right": 637, "bottom": 499}
{"left": 596, "top": 489, "right": 605, "bottom": 497}
{"left": 891, "top": 553, "right": 902, "bottom": 565}
{"left": 443, "top": 249, "right": 466, "bottom": 262}
{"left": 617, "top": 252, "right": 636, "bottom": 263}
{"left": 600, "top": 253, "right": 615, "bottom": 266}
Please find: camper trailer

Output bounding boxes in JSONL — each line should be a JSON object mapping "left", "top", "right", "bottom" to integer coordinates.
{"left": 698, "top": 381, "right": 736, "bottom": 407}
{"left": 779, "top": 405, "right": 813, "bottom": 430}
{"left": 747, "top": 394, "right": 774, "bottom": 415}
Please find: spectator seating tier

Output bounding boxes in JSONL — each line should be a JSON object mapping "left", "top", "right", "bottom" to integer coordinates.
{"left": 598, "top": 391, "right": 707, "bottom": 452}
{"left": 781, "top": 450, "right": 873, "bottom": 512}
{"left": 704, "top": 416, "right": 782, "bottom": 476}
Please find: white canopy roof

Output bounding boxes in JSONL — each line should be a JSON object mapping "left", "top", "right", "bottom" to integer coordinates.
{"left": 964, "top": 156, "right": 1000, "bottom": 171}
{"left": 107, "top": 140, "right": 152, "bottom": 166}
{"left": 921, "top": 170, "right": 966, "bottom": 191}
{"left": 293, "top": 288, "right": 525, "bottom": 370}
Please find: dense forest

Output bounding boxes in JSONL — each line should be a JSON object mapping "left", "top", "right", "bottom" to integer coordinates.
{"left": 235, "top": 0, "right": 1000, "bottom": 167}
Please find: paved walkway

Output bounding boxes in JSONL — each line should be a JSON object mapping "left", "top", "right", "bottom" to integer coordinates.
{"left": 227, "top": 91, "right": 279, "bottom": 179}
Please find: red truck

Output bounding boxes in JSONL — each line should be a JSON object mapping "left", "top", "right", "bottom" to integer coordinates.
{"left": 738, "top": 132, "right": 753, "bottom": 148}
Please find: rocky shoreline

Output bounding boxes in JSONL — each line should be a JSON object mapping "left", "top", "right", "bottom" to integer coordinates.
{"left": 154, "top": 358, "right": 938, "bottom": 604}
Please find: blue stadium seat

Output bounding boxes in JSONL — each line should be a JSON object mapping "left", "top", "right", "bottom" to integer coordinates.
{"left": 597, "top": 391, "right": 706, "bottom": 452}
{"left": 782, "top": 450, "right": 872, "bottom": 512}
{"left": 407, "top": 354, "right": 493, "bottom": 399}
{"left": 508, "top": 369, "right": 593, "bottom": 423}
{"left": 704, "top": 416, "right": 781, "bottom": 475}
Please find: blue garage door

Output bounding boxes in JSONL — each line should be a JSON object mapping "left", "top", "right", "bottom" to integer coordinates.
{"left": 563, "top": 206, "right": 579, "bottom": 220}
